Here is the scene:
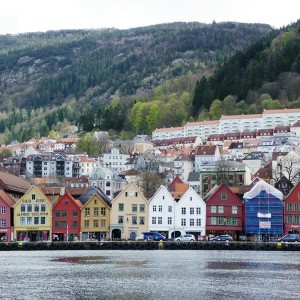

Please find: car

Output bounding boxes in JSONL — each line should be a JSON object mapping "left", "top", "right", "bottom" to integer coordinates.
{"left": 137, "top": 232, "right": 166, "bottom": 241}
{"left": 209, "top": 235, "right": 233, "bottom": 241}
{"left": 174, "top": 234, "right": 195, "bottom": 242}
{"left": 277, "top": 234, "right": 300, "bottom": 243}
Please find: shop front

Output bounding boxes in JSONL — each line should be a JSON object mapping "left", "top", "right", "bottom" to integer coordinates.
{"left": 16, "top": 229, "right": 50, "bottom": 242}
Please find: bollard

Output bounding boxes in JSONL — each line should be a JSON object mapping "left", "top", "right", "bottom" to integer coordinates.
{"left": 18, "top": 242, "right": 23, "bottom": 248}
{"left": 158, "top": 240, "right": 164, "bottom": 249}
{"left": 277, "top": 242, "right": 282, "bottom": 250}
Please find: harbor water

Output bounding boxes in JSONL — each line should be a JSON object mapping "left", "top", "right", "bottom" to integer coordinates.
{"left": 0, "top": 250, "right": 299, "bottom": 300}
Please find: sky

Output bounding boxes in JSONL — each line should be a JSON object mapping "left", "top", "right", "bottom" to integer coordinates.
{"left": 0, "top": 0, "right": 299, "bottom": 35}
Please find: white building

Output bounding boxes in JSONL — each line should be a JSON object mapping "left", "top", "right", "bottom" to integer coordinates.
{"left": 102, "top": 147, "right": 130, "bottom": 174}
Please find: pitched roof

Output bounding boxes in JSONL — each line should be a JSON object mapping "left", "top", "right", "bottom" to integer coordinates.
{"left": 0, "top": 190, "right": 16, "bottom": 207}
{"left": 195, "top": 145, "right": 217, "bottom": 156}
{"left": 168, "top": 176, "right": 183, "bottom": 191}
{"left": 0, "top": 172, "right": 31, "bottom": 194}
{"left": 187, "top": 172, "right": 200, "bottom": 181}
{"left": 220, "top": 114, "right": 262, "bottom": 120}
{"left": 79, "top": 186, "right": 112, "bottom": 207}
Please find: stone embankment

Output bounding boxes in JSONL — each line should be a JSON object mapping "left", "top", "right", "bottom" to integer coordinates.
{"left": 0, "top": 241, "right": 299, "bottom": 251}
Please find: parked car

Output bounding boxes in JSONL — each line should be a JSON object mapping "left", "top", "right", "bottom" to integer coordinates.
{"left": 277, "top": 234, "right": 300, "bottom": 243}
{"left": 174, "top": 234, "right": 195, "bottom": 242}
{"left": 137, "top": 232, "right": 166, "bottom": 241}
{"left": 209, "top": 235, "right": 233, "bottom": 241}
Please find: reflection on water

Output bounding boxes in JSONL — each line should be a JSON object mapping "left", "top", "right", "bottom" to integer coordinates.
{"left": 1, "top": 250, "right": 300, "bottom": 300}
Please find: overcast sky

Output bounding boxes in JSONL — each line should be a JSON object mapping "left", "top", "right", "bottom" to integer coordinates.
{"left": 1, "top": 0, "right": 299, "bottom": 35}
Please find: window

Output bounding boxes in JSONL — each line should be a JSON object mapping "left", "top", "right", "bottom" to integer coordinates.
{"left": 221, "top": 193, "right": 227, "bottom": 200}
{"left": 119, "top": 203, "right": 124, "bottom": 211}
{"left": 20, "top": 217, "right": 25, "bottom": 225}
{"left": 101, "top": 220, "right": 106, "bottom": 227}
{"left": 72, "top": 221, "right": 77, "bottom": 228}
{"left": 54, "top": 221, "right": 60, "bottom": 228}
{"left": 168, "top": 217, "right": 172, "bottom": 225}
{"left": 232, "top": 206, "right": 238, "bottom": 214}
{"left": 55, "top": 211, "right": 60, "bottom": 217}
{"left": 94, "top": 208, "right": 99, "bottom": 216}
{"left": 27, "top": 217, "right": 32, "bottom": 225}
{"left": 152, "top": 217, "right": 156, "bottom": 225}
{"left": 34, "top": 217, "right": 39, "bottom": 225}
{"left": 21, "top": 204, "right": 26, "bottom": 212}
{"left": 32, "top": 194, "right": 36, "bottom": 200}
{"left": 153, "top": 205, "right": 157, "bottom": 212}
{"left": 34, "top": 204, "right": 39, "bottom": 212}
{"left": 0, "top": 219, "right": 6, "bottom": 227}
{"left": 84, "top": 220, "right": 89, "bottom": 228}
{"left": 0, "top": 207, "right": 6, "bottom": 214}
{"left": 118, "top": 216, "right": 124, "bottom": 224}
{"left": 190, "top": 219, "right": 194, "bottom": 226}
{"left": 181, "top": 218, "right": 186, "bottom": 226}
{"left": 139, "top": 217, "right": 145, "bottom": 225}
{"left": 226, "top": 217, "right": 237, "bottom": 226}
{"left": 218, "top": 206, "right": 224, "bottom": 213}
{"left": 295, "top": 215, "right": 300, "bottom": 224}
{"left": 85, "top": 208, "right": 90, "bottom": 217}
{"left": 287, "top": 203, "right": 293, "bottom": 211}
{"left": 40, "top": 217, "right": 45, "bottom": 225}
{"left": 27, "top": 204, "right": 32, "bottom": 212}
{"left": 190, "top": 207, "right": 194, "bottom": 215}
{"left": 101, "top": 207, "right": 106, "bottom": 216}
{"left": 132, "top": 216, "right": 137, "bottom": 225}
{"left": 196, "top": 219, "right": 201, "bottom": 226}
{"left": 94, "top": 220, "right": 99, "bottom": 228}
{"left": 211, "top": 206, "right": 216, "bottom": 213}
{"left": 140, "top": 204, "right": 145, "bottom": 213}
{"left": 61, "top": 211, "right": 67, "bottom": 218}
{"left": 168, "top": 206, "right": 172, "bottom": 213}
{"left": 158, "top": 217, "right": 162, "bottom": 224}
{"left": 218, "top": 217, "right": 224, "bottom": 225}
{"left": 196, "top": 207, "right": 201, "bottom": 215}
{"left": 61, "top": 221, "right": 67, "bottom": 228}
{"left": 182, "top": 208, "right": 186, "bottom": 215}
{"left": 73, "top": 211, "right": 78, "bottom": 218}
{"left": 295, "top": 203, "right": 299, "bottom": 211}
{"left": 132, "top": 204, "right": 137, "bottom": 213}
{"left": 211, "top": 217, "right": 217, "bottom": 225}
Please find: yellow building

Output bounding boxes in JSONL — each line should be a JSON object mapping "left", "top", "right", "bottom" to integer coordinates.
{"left": 79, "top": 187, "right": 112, "bottom": 241}
{"left": 110, "top": 182, "right": 148, "bottom": 240}
{"left": 13, "top": 185, "right": 53, "bottom": 242}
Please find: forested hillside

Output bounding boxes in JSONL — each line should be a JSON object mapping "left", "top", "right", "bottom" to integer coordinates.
{"left": 192, "top": 20, "right": 300, "bottom": 119}
{"left": 0, "top": 22, "right": 272, "bottom": 143}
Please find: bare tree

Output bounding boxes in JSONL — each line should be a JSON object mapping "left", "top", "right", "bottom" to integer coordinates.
{"left": 276, "top": 154, "right": 300, "bottom": 185}
{"left": 215, "top": 159, "right": 231, "bottom": 184}
{"left": 137, "top": 172, "right": 164, "bottom": 199}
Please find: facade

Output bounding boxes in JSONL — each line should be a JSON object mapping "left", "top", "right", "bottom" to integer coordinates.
{"left": 102, "top": 147, "right": 130, "bottom": 174}
{"left": 148, "top": 185, "right": 177, "bottom": 239}
{"left": 13, "top": 186, "right": 53, "bottom": 242}
{"left": 0, "top": 191, "right": 16, "bottom": 241}
{"left": 79, "top": 187, "right": 112, "bottom": 241}
{"left": 175, "top": 187, "right": 206, "bottom": 240}
{"left": 243, "top": 179, "right": 283, "bottom": 240}
{"left": 173, "top": 154, "right": 194, "bottom": 182}
{"left": 282, "top": 182, "right": 300, "bottom": 235}
{"left": 194, "top": 145, "right": 221, "bottom": 171}
{"left": 204, "top": 184, "right": 243, "bottom": 240}
{"left": 52, "top": 193, "right": 82, "bottom": 241}
{"left": 110, "top": 182, "right": 148, "bottom": 240}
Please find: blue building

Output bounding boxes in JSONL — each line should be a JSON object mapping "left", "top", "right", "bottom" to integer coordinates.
{"left": 244, "top": 179, "right": 283, "bottom": 239}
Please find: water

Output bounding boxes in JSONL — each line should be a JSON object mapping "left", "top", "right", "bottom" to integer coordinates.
{"left": 0, "top": 250, "right": 299, "bottom": 300}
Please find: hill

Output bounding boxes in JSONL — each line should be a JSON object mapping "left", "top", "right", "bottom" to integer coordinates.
{"left": 0, "top": 22, "right": 272, "bottom": 143}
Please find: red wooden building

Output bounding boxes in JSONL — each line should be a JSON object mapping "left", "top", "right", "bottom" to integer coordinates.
{"left": 282, "top": 182, "right": 300, "bottom": 235}
{"left": 52, "top": 192, "right": 82, "bottom": 241}
{"left": 204, "top": 184, "right": 244, "bottom": 240}
{"left": 0, "top": 190, "right": 16, "bottom": 241}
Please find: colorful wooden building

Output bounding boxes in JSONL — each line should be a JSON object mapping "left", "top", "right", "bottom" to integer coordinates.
{"left": 79, "top": 187, "right": 112, "bottom": 241}
{"left": 0, "top": 190, "right": 16, "bottom": 241}
{"left": 204, "top": 184, "right": 243, "bottom": 240}
{"left": 110, "top": 182, "right": 148, "bottom": 240}
{"left": 282, "top": 182, "right": 300, "bottom": 235}
{"left": 13, "top": 186, "right": 53, "bottom": 242}
{"left": 52, "top": 192, "right": 82, "bottom": 241}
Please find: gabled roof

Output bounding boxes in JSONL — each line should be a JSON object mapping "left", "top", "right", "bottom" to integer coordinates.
{"left": 204, "top": 184, "right": 242, "bottom": 204}
{"left": 79, "top": 186, "right": 112, "bottom": 207}
{"left": 187, "top": 172, "right": 200, "bottom": 182}
{"left": 0, "top": 190, "right": 16, "bottom": 207}
{"left": 174, "top": 154, "right": 194, "bottom": 162}
{"left": 53, "top": 192, "right": 83, "bottom": 209}
{"left": 244, "top": 179, "right": 283, "bottom": 200}
{"left": 195, "top": 145, "right": 217, "bottom": 156}
{"left": 168, "top": 176, "right": 183, "bottom": 191}
{"left": 0, "top": 171, "right": 31, "bottom": 194}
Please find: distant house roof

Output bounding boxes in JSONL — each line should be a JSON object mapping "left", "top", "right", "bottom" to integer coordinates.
{"left": 168, "top": 176, "right": 184, "bottom": 192}
{"left": 0, "top": 190, "right": 16, "bottom": 207}
{"left": 0, "top": 172, "right": 31, "bottom": 194}
{"left": 79, "top": 186, "right": 112, "bottom": 207}
{"left": 195, "top": 145, "right": 217, "bottom": 156}
{"left": 187, "top": 172, "right": 200, "bottom": 182}
{"left": 174, "top": 154, "right": 194, "bottom": 162}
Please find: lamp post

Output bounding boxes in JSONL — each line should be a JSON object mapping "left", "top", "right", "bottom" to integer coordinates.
{"left": 67, "top": 224, "right": 69, "bottom": 242}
